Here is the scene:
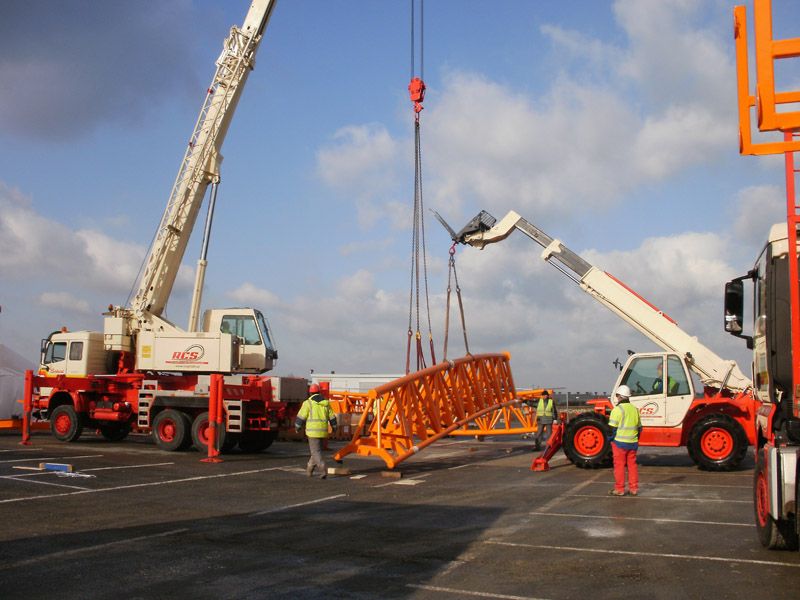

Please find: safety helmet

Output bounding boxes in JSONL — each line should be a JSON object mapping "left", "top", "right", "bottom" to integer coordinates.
{"left": 615, "top": 384, "right": 631, "bottom": 400}
{"left": 309, "top": 383, "right": 320, "bottom": 394}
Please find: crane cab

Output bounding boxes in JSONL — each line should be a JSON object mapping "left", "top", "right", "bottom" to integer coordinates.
{"left": 202, "top": 308, "right": 277, "bottom": 374}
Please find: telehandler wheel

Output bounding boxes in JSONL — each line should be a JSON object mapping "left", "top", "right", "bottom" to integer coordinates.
{"left": 687, "top": 414, "right": 748, "bottom": 471}
{"left": 238, "top": 430, "right": 278, "bottom": 453}
{"left": 191, "top": 411, "right": 227, "bottom": 454}
{"left": 563, "top": 413, "right": 613, "bottom": 469}
{"left": 50, "top": 405, "right": 84, "bottom": 443}
{"left": 754, "top": 452, "right": 799, "bottom": 550}
{"left": 152, "top": 409, "right": 190, "bottom": 451}
{"left": 98, "top": 422, "right": 131, "bottom": 442}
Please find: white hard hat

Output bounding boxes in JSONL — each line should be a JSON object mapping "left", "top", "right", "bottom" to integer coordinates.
{"left": 615, "top": 385, "right": 631, "bottom": 399}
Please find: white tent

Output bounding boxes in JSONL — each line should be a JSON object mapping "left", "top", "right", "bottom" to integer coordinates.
{"left": 0, "top": 344, "right": 35, "bottom": 419}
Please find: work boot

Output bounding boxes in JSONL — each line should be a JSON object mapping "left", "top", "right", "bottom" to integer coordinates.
{"left": 628, "top": 490, "right": 638, "bottom": 496}
{"left": 306, "top": 464, "right": 314, "bottom": 477}
{"left": 608, "top": 489, "right": 625, "bottom": 496}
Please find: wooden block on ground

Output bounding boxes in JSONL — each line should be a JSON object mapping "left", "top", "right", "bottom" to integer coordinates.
{"left": 380, "top": 470, "right": 402, "bottom": 479}
{"left": 327, "top": 467, "right": 351, "bottom": 476}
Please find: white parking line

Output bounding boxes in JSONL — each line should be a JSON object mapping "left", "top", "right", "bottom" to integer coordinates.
{"left": 567, "top": 493, "right": 751, "bottom": 503}
{"left": 484, "top": 541, "right": 800, "bottom": 568}
{"left": 0, "top": 466, "right": 284, "bottom": 504}
{"left": 528, "top": 511, "right": 753, "bottom": 527}
{"left": 82, "top": 462, "right": 175, "bottom": 472}
{"left": 250, "top": 493, "right": 347, "bottom": 516}
{"left": 0, "top": 454, "right": 104, "bottom": 464}
{"left": 0, "top": 528, "right": 189, "bottom": 571}
{"left": 406, "top": 584, "right": 548, "bottom": 599}
{"left": 0, "top": 475, "right": 91, "bottom": 491}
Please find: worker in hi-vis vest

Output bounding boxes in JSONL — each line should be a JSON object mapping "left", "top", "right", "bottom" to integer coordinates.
{"left": 608, "top": 385, "right": 642, "bottom": 496}
{"left": 295, "top": 383, "right": 337, "bottom": 479}
{"left": 534, "top": 390, "right": 556, "bottom": 450}
{"left": 651, "top": 361, "right": 678, "bottom": 395}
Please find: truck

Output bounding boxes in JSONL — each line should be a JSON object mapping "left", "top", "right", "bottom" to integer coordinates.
{"left": 723, "top": 0, "right": 800, "bottom": 550}
{"left": 437, "top": 209, "right": 758, "bottom": 470}
{"left": 28, "top": 0, "right": 308, "bottom": 453}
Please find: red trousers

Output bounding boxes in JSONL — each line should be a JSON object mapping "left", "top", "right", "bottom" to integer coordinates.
{"left": 612, "top": 444, "right": 638, "bottom": 493}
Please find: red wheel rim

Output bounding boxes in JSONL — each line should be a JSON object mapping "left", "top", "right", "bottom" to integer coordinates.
{"left": 54, "top": 412, "right": 72, "bottom": 435}
{"left": 700, "top": 427, "right": 733, "bottom": 460}
{"left": 574, "top": 425, "right": 604, "bottom": 457}
{"left": 755, "top": 469, "right": 769, "bottom": 528}
{"left": 157, "top": 419, "right": 177, "bottom": 443}
{"left": 198, "top": 421, "right": 210, "bottom": 445}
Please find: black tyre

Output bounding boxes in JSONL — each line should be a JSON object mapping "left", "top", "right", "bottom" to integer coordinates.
{"left": 50, "top": 405, "right": 84, "bottom": 442}
{"left": 687, "top": 414, "right": 748, "bottom": 471}
{"left": 238, "top": 430, "right": 278, "bottom": 453}
{"left": 563, "top": 413, "right": 613, "bottom": 469}
{"left": 98, "top": 422, "right": 131, "bottom": 442}
{"left": 754, "top": 451, "right": 798, "bottom": 550}
{"left": 191, "top": 411, "right": 227, "bottom": 453}
{"left": 152, "top": 409, "right": 191, "bottom": 451}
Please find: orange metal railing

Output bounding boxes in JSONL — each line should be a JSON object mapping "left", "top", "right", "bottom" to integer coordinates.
{"left": 333, "top": 353, "right": 549, "bottom": 469}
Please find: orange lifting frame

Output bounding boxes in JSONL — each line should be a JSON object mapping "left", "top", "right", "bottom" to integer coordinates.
{"left": 735, "top": 1, "right": 800, "bottom": 155}
{"left": 333, "top": 353, "right": 548, "bottom": 469}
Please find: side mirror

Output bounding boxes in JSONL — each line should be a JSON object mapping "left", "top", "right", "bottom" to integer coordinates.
{"left": 724, "top": 280, "right": 744, "bottom": 333}
{"left": 724, "top": 276, "right": 753, "bottom": 347}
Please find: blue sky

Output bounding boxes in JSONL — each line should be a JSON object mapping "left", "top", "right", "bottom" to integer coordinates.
{"left": 0, "top": 0, "right": 794, "bottom": 391}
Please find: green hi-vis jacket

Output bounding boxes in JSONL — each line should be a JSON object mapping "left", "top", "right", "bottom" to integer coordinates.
{"left": 295, "top": 394, "right": 337, "bottom": 439}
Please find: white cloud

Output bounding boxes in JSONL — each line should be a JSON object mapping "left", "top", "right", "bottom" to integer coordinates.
{"left": 732, "top": 185, "right": 784, "bottom": 250}
{"left": 38, "top": 292, "right": 91, "bottom": 315}
{"left": 228, "top": 282, "right": 281, "bottom": 308}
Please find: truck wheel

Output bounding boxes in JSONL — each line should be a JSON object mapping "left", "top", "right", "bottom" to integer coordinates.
{"left": 99, "top": 423, "right": 131, "bottom": 442}
{"left": 191, "top": 411, "right": 227, "bottom": 453}
{"left": 688, "top": 414, "right": 748, "bottom": 471}
{"left": 239, "top": 430, "right": 277, "bottom": 453}
{"left": 754, "top": 453, "right": 799, "bottom": 549}
{"left": 152, "top": 409, "right": 190, "bottom": 451}
{"left": 50, "top": 405, "right": 84, "bottom": 442}
{"left": 563, "top": 413, "right": 612, "bottom": 469}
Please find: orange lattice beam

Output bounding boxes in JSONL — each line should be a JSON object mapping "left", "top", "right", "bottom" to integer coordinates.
{"left": 332, "top": 353, "right": 549, "bottom": 469}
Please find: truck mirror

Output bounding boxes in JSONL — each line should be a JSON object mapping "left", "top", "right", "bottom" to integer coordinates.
{"left": 724, "top": 280, "right": 744, "bottom": 333}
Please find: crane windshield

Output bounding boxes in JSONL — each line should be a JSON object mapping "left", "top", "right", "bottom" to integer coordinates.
{"left": 255, "top": 310, "right": 276, "bottom": 352}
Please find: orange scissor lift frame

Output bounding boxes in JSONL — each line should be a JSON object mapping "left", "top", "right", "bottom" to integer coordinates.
{"left": 332, "top": 353, "right": 549, "bottom": 469}
{"left": 734, "top": 0, "right": 800, "bottom": 156}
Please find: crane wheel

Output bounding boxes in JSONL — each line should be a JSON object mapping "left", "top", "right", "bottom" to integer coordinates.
{"left": 50, "top": 405, "right": 84, "bottom": 443}
{"left": 687, "top": 414, "right": 748, "bottom": 471}
{"left": 191, "top": 411, "right": 227, "bottom": 454}
{"left": 98, "top": 422, "right": 131, "bottom": 442}
{"left": 152, "top": 409, "right": 191, "bottom": 451}
{"left": 239, "top": 430, "right": 278, "bottom": 453}
{"left": 563, "top": 413, "right": 613, "bottom": 469}
{"left": 754, "top": 452, "right": 798, "bottom": 550}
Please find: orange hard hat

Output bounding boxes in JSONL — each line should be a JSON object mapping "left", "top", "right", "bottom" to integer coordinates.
{"left": 309, "top": 383, "right": 320, "bottom": 394}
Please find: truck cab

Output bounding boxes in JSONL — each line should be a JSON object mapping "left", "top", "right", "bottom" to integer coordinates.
{"left": 39, "top": 330, "right": 109, "bottom": 377}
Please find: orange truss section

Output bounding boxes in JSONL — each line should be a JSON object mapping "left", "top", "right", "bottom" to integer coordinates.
{"left": 332, "top": 353, "right": 549, "bottom": 469}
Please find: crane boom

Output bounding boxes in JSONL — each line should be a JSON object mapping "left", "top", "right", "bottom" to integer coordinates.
{"left": 449, "top": 210, "right": 752, "bottom": 393}
{"left": 132, "top": 0, "right": 277, "bottom": 327}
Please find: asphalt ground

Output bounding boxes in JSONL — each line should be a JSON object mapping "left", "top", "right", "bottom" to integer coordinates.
{"left": 0, "top": 431, "right": 798, "bottom": 599}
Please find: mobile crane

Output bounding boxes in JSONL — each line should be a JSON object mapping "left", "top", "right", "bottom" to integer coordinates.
{"left": 438, "top": 209, "right": 757, "bottom": 470}
{"left": 29, "top": 0, "right": 307, "bottom": 453}
{"left": 723, "top": 0, "right": 800, "bottom": 550}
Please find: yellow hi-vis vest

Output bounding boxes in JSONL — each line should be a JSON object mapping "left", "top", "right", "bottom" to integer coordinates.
{"left": 608, "top": 402, "right": 641, "bottom": 444}
{"left": 536, "top": 398, "right": 555, "bottom": 418}
{"left": 298, "top": 395, "right": 335, "bottom": 439}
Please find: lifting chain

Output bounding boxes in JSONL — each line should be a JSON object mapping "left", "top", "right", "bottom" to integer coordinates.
{"left": 443, "top": 242, "right": 470, "bottom": 361}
